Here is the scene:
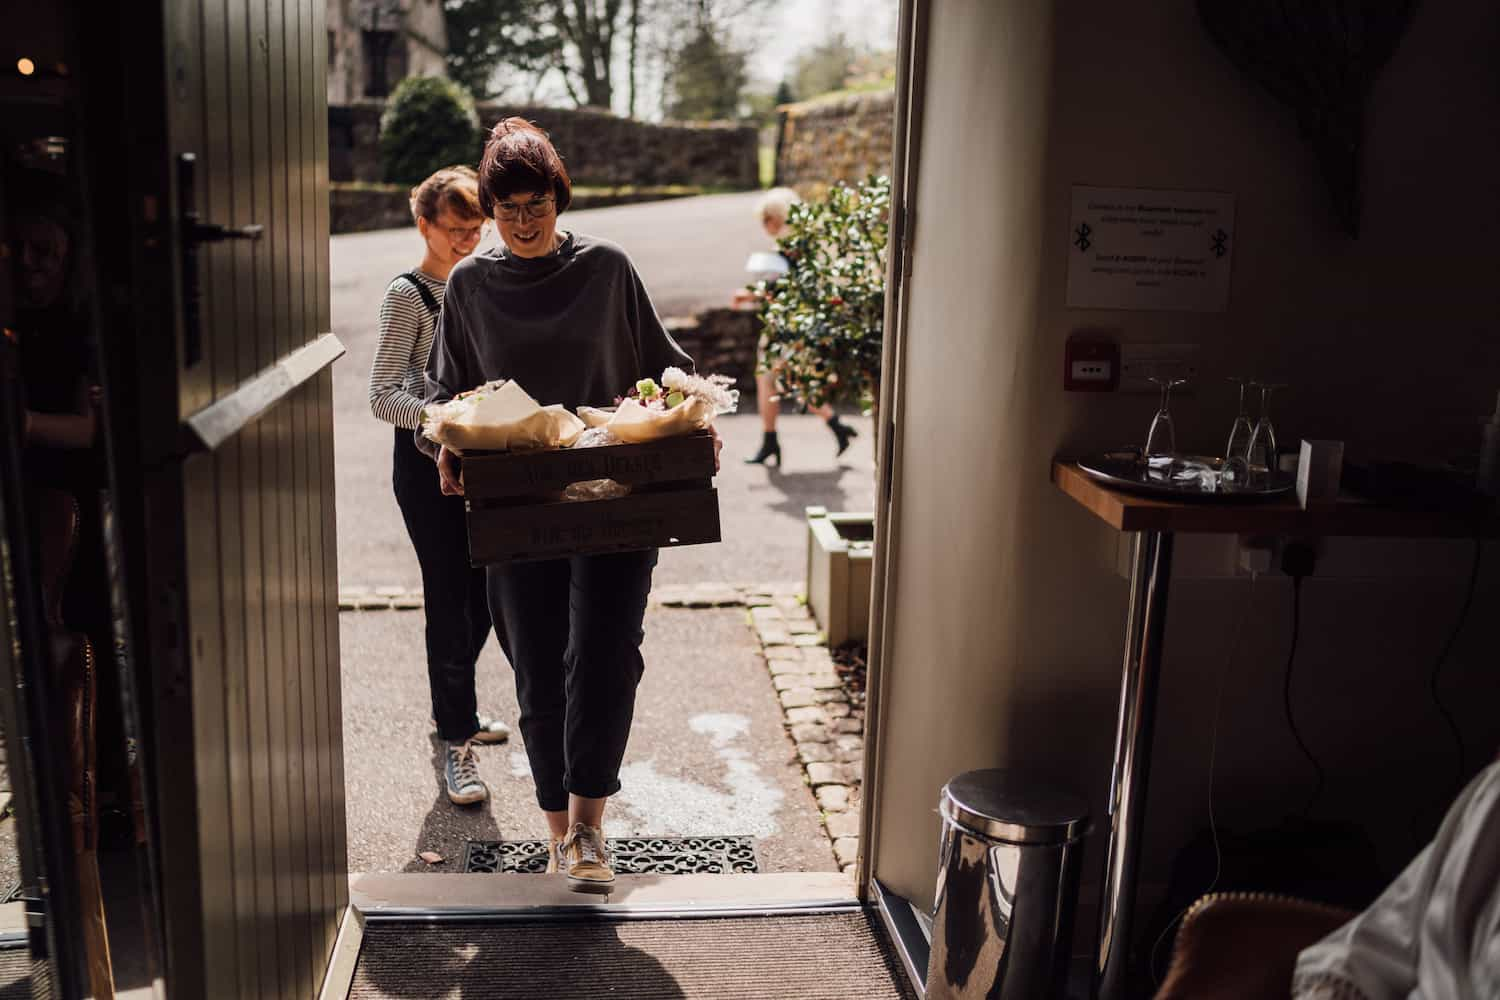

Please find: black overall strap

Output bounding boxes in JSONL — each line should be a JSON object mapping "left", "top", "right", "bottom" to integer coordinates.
{"left": 398, "top": 271, "right": 441, "bottom": 318}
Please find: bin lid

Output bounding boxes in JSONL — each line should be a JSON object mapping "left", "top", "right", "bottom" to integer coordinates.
{"left": 939, "top": 769, "right": 1089, "bottom": 844}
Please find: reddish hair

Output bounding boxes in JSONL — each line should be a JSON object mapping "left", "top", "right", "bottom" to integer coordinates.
{"left": 477, "top": 117, "right": 573, "bottom": 216}
{"left": 409, "top": 165, "right": 483, "bottom": 224}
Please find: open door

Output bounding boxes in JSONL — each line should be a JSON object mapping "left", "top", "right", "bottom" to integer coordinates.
{"left": 82, "top": 0, "right": 349, "bottom": 995}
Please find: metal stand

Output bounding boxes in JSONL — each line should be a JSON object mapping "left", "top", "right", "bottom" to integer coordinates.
{"left": 1093, "top": 531, "right": 1174, "bottom": 1000}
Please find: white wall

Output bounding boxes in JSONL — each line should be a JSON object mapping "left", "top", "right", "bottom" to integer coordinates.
{"left": 873, "top": 0, "right": 1500, "bottom": 927}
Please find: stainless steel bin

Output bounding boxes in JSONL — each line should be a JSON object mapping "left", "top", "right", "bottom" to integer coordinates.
{"left": 927, "top": 769, "right": 1089, "bottom": 999}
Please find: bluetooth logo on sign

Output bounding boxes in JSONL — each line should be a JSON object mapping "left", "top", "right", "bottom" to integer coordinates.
{"left": 1073, "top": 222, "right": 1092, "bottom": 252}
{"left": 1211, "top": 228, "right": 1230, "bottom": 258}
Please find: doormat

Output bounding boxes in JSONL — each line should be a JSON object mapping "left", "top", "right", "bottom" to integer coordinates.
{"left": 462, "top": 835, "right": 759, "bottom": 874}
{"left": 350, "top": 912, "right": 917, "bottom": 999}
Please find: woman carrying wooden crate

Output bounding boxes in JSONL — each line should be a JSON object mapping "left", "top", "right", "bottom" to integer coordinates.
{"left": 420, "top": 118, "right": 720, "bottom": 887}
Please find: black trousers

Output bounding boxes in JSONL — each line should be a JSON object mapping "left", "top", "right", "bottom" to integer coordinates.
{"left": 392, "top": 429, "right": 493, "bottom": 741}
{"left": 486, "top": 549, "right": 657, "bottom": 812}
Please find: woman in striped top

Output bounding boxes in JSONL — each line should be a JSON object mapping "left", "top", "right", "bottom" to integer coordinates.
{"left": 368, "top": 165, "right": 509, "bottom": 807}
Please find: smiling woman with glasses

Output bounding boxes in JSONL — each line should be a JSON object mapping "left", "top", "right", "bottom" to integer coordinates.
{"left": 418, "top": 116, "right": 719, "bottom": 890}
{"left": 368, "top": 165, "right": 512, "bottom": 811}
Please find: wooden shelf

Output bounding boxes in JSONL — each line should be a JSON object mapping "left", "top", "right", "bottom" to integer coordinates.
{"left": 1052, "top": 461, "right": 1497, "bottom": 538}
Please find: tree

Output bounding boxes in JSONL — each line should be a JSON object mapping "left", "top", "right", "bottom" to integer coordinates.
{"left": 445, "top": 0, "right": 627, "bottom": 111}
{"left": 380, "top": 76, "right": 481, "bottom": 186}
{"left": 443, "top": 0, "right": 561, "bottom": 101}
{"left": 551, "top": 0, "right": 627, "bottom": 108}
{"left": 627, "top": 0, "right": 645, "bottom": 117}
{"left": 789, "top": 33, "right": 859, "bottom": 100}
{"left": 446, "top": 0, "right": 768, "bottom": 117}
{"left": 663, "top": 24, "right": 746, "bottom": 120}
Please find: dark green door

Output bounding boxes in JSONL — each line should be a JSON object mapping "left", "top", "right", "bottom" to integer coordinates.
{"left": 112, "top": 0, "right": 349, "bottom": 995}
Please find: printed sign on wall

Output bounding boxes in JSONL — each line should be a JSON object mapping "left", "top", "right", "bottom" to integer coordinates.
{"left": 1066, "top": 186, "right": 1235, "bottom": 312}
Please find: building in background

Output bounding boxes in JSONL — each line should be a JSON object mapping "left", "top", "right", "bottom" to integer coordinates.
{"left": 327, "top": 0, "right": 447, "bottom": 103}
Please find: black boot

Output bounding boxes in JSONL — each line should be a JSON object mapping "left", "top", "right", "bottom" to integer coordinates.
{"left": 745, "top": 431, "right": 781, "bottom": 466}
{"left": 827, "top": 415, "right": 858, "bottom": 457}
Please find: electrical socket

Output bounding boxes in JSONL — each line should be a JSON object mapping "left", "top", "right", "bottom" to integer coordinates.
{"left": 1119, "top": 343, "right": 1201, "bottom": 394}
{"left": 1237, "top": 535, "right": 1277, "bottom": 576}
{"left": 1069, "top": 360, "right": 1113, "bottom": 383}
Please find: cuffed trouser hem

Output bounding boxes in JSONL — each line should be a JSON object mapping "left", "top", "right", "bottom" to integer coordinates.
{"left": 435, "top": 718, "right": 482, "bottom": 744}
{"left": 535, "top": 789, "right": 570, "bottom": 813}
{"left": 534, "top": 778, "right": 623, "bottom": 813}
{"left": 566, "top": 777, "right": 623, "bottom": 800}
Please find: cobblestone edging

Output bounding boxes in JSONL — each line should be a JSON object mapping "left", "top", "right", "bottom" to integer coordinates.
{"left": 740, "top": 586, "right": 865, "bottom": 874}
{"left": 340, "top": 579, "right": 865, "bottom": 871}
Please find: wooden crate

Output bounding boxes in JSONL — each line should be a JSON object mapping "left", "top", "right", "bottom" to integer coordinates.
{"left": 462, "top": 431, "right": 720, "bottom": 564}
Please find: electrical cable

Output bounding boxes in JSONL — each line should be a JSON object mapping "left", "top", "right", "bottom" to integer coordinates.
{"left": 1410, "top": 534, "right": 1485, "bottom": 847}
{"left": 1283, "top": 572, "right": 1325, "bottom": 819}
{"left": 1148, "top": 572, "right": 1256, "bottom": 986}
{"left": 1430, "top": 536, "right": 1482, "bottom": 794}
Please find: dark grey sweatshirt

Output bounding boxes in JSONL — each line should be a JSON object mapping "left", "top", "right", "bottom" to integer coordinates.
{"left": 419, "top": 231, "right": 692, "bottom": 456}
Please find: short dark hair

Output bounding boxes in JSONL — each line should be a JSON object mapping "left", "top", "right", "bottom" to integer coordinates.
{"left": 477, "top": 117, "right": 573, "bottom": 217}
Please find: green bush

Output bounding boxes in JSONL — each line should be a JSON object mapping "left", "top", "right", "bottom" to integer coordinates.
{"left": 379, "top": 76, "right": 481, "bottom": 186}
{"left": 757, "top": 175, "right": 890, "bottom": 412}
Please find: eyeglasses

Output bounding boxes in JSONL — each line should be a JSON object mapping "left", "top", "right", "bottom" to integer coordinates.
{"left": 442, "top": 223, "right": 485, "bottom": 242}
{"left": 494, "top": 197, "right": 555, "bottom": 222}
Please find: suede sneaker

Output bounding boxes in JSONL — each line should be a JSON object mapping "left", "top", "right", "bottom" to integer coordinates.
{"left": 559, "top": 822, "right": 614, "bottom": 886}
{"left": 544, "top": 836, "right": 565, "bottom": 874}
{"left": 472, "top": 715, "right": 511, "bottom": 744}
{"left": 429, "top": 715, "right": 511, "bottom": 745}
{"left": 443, "top": 741, "right": 487, "bottom": 806}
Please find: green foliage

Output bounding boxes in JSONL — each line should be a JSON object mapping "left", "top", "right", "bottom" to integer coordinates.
{"left": 379, "top": 76, "right": 481, "bottom": 186}
{"left": 665, "top": 25, "right": 747, "bottom": 121}
{"left": 788, "top": 34, "right": 859, "bottom": 101}
{"left": 757, "top": 175, "right": 890, "bottom": 411}
{"left": 741, "top": 90, "right": 780, "bottom": 127}
{"left": 443, "top": 0, "right": 560, "bottom": 100}
{"left": 757, "top": 143, "right": 775, "bottom": 188}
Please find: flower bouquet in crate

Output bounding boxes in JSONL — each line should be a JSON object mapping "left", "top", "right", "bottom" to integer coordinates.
{"left": 423, "top": 370, "right": 737, "bottom": 564}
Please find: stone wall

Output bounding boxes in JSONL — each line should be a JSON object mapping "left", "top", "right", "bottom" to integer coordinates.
{"left": 330, "top": 183, "right": 416, "bottom": 233}
{"left": 478, "top": 105, "right": 759, "bottom": 190}
{"left": 329, "top": 101, "right": 387, "bottom": 185}
{"left": 665, "top": 308, "right": 762, "bottom": 402}
{"left": 328, "top": 99, "right": 759, "bottom": 189}
{"left": 329, "top": 182, "right": 701, "bottom": 234}
{"left": 774, "top": 89, "right": 896, "bottom": 199}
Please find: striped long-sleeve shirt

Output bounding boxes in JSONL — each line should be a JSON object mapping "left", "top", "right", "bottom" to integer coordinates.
{"left": 369, "top": 270, "right": 445, "bottom": 430}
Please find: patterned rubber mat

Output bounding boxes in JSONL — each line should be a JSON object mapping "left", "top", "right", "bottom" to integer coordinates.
{"left": 462, "top": 835, "right": 759, "bottom": 874}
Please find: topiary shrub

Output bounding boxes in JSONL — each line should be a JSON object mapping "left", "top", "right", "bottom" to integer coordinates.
{"left": 379, "top": 76, "right": 481, "bottom": 187}
{"left": 756, "top": 174, "right": 890, "bottom": 412}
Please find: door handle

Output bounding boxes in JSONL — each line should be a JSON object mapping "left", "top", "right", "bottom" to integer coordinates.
{"left": 177, "top": 152, "right": 263, "bottom": 367}
{"left": 187, "top": 221, "right": 264, "bottom": 244}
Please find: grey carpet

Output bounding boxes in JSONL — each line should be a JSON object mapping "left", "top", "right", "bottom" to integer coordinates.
{"left": 349, "top": 911, "right": 917, "bottom": 999}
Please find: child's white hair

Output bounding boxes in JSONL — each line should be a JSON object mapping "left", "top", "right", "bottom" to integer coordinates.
{"left": 757, "top": 186, "right": 801, "bottom": 223}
